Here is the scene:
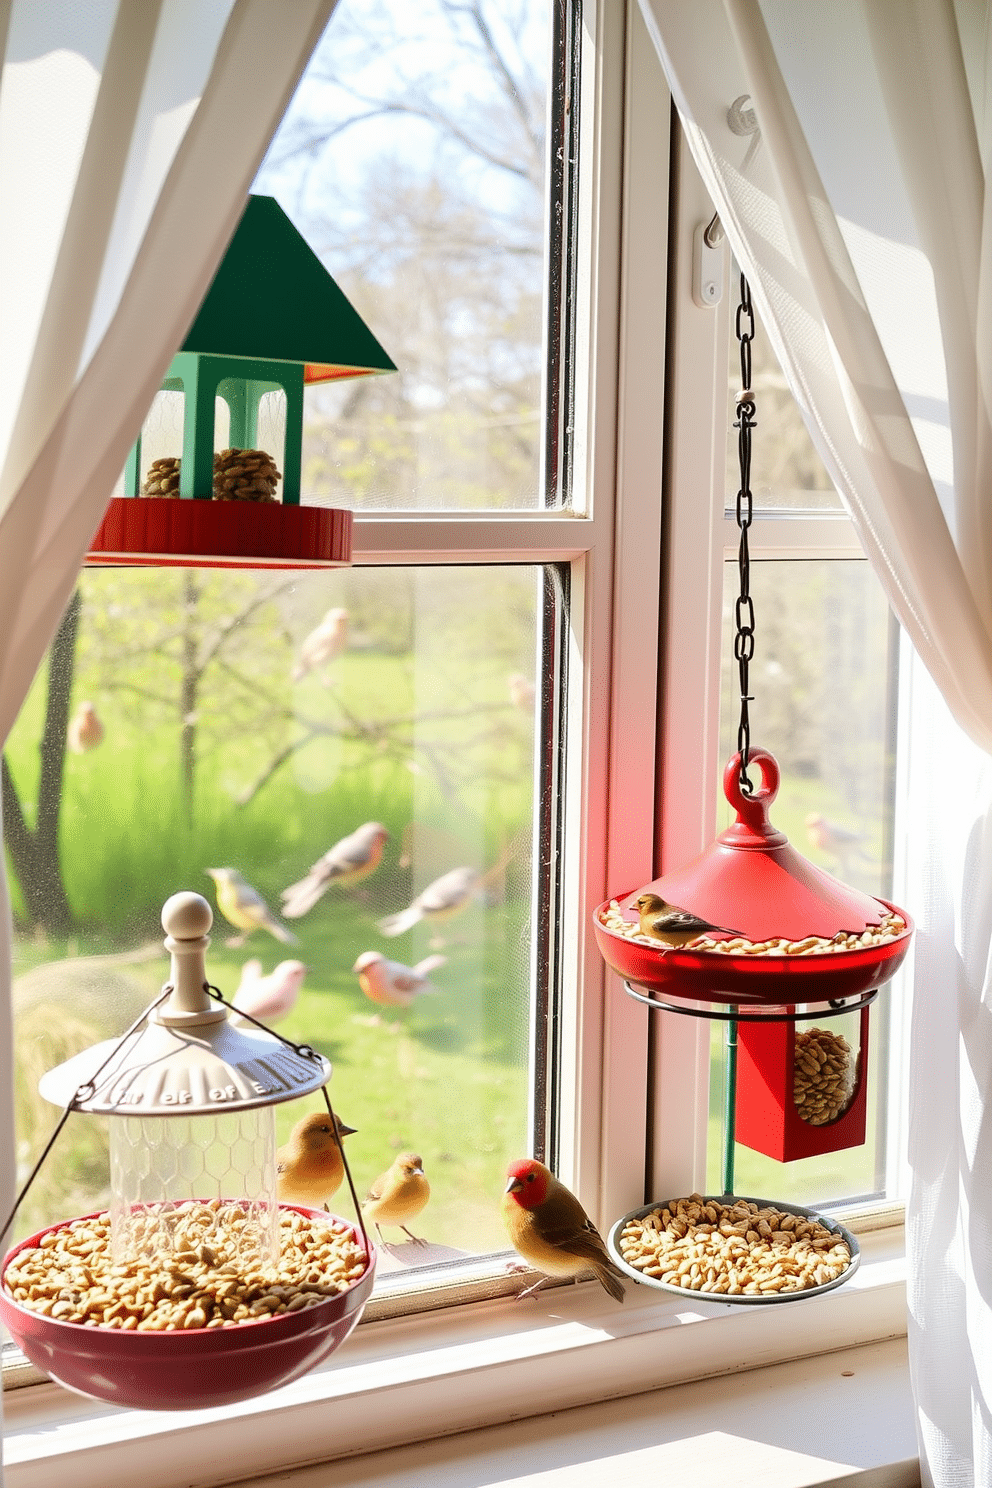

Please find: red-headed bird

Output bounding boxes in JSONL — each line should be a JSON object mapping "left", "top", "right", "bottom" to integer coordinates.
{"left": 501, "top": 1158, "right": 626, "bottom": 1302}
{"left": 281, "top": 822, "right": 389, "bottom": 919}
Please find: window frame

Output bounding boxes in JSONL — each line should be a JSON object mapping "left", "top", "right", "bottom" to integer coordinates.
{"left": 1, "top": 2, "right": 911, "bottom": 1478}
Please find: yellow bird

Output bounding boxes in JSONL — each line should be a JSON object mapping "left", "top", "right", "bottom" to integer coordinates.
{"left": 276, "top": 1111, "right": 357, "bottom": 1209}
{"left": 205, "top": 868, "right": 298, "bottom": 947}
{"left": 634, "top": 892, "right": 740, "bottom": 949}
{"left": 362, "top": 1152, "right": 430, "bottom": 1243}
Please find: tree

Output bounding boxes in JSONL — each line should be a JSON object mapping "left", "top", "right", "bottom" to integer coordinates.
{"left": 2, "top": 590, "right": 79, "bottom": 934}
{"left": 255, "top": 0, "right": 549, "bottom": 511}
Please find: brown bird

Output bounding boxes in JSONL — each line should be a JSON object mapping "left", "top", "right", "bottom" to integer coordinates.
{"left": 634, "top": 892, "right": 741, "bottom": 948}
{"left": 292, "top": 607, "right": 349, "bottom": 682}
{"left": 67, "top": 700, "right": 104, "bottom": 754}
{"left": 362, "top": 1152, "right": 430, "bottom": 1243}
{"left": 281, "top": 822, "right": 389, "bottom": 919}
{"left": 276, "top": 1111, "right": 357, "bottom": 1209}
{"left": 501, "top": 1158, "right": 626, "bottom": 1302}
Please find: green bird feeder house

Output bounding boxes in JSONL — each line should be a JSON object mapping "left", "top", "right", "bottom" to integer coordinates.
{"left": 88, "top": 194, "right": 395, "bottom": 569}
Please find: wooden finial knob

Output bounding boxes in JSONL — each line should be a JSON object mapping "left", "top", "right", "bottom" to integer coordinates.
{"left": 162, "top": 891, "right": 213, "bottom": 941}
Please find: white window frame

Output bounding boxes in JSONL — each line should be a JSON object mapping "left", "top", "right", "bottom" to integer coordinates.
{"left": 1, "top": 4, "right": 910, "bottom": 1481}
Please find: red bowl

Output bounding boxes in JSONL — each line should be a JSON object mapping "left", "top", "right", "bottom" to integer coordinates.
{"left": 593, "top": 895, "right": 913, "bottom": 1007}
{"left": 0, "top": 1206, "right": 375, "bottom": 1411}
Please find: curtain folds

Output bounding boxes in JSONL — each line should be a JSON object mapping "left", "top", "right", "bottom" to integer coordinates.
{"left": 638, "top": 1, "right": 992, "bottom": 1483}
{"left": 0, "top": 0, "right": 336, "bottom": 1446}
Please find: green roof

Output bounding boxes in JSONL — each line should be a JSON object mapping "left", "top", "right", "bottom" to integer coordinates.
{"left": 181, "top": 194, "right": 396, "bottom": 382}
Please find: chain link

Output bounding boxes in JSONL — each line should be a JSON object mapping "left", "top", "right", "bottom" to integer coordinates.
{"left": 733, "top": 272, "right": 757, "bottom": 795}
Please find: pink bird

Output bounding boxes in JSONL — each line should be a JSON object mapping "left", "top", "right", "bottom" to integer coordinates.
{"left": 508, "top": 673, "right": 536, "bottom": 710}
{"left": 352, "top": 951, "right": 446, "bottom": 1009}
{"left": 231, "top": 959, "right": 307, "bottom": 1026}
{"left": 292, "top": 607, "right": 349, "bottom": 682}
{"left": 67, "top": 701, "right": 104, "bottom": 754}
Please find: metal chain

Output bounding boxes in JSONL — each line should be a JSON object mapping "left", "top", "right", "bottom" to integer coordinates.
{"left": 733, "top": 272, "right": 757, "bottom": 796}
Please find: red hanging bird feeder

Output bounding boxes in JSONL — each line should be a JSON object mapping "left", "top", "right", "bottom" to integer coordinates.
{"left": 593, "top": 747, "right": 912, "bottom": 1010}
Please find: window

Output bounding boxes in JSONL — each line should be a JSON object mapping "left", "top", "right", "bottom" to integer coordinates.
{"left": 5, "top": 0, "right": 651, "bottom": 1306}
{"left": 3, "top": 5, "right": 909, "bottom": 1458}
{"left": 656, "top": 129, "right": 909, "bottom": 1217}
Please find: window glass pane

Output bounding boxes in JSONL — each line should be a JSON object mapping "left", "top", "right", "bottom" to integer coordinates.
{"left": 726, "top": 290, "right": 844, "bottom": 512}
{"left": 709, "top": 558, "right": 897, "bottom": 1207}
{"left": 253, "top": 0, "right": 554, "bottom": 511}
{"left": 7, "top": 566, "right": 541, "bottom": 1260}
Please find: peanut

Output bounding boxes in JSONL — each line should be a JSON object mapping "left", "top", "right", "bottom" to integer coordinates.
{"left": 617, "top": 1193, "right": 852, "bottom": 1297}
{"left": 600, "top": 904, "right": 906, "bottom": 957}
{"left": 2, "top": 1202, "right": 368, "bottom": 1333}
{"left": 793, "top": 1027, "right": 857, "bottom": 1125}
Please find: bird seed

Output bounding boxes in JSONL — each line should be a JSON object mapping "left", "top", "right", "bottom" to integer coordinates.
{"left": 617, "top": 1193, "right": 853, "bottom": 1296}
{"left": 600, "top": 903, "right": 906, "bottom": 956}
{"left": 3, "top": 1201, "right": 367, "bottom": 1332}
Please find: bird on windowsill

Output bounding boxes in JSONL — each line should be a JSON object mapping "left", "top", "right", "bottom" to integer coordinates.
{"left": 501, "top": 1158, "right": 626, "bottom": 1302}
{"left": 363, "top": 1153, "right": 430, "bottom": 1243}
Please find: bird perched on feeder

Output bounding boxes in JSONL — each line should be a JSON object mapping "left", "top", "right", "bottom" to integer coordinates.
{"left": 634, "top": 892, "right": 741, "bottom": 949}
{"left": 363, "top": 1152, "right": 430, "bottom": 1242}
{"left": 67, "top": 701, "right": 104, "bottom": 754}
{"left": 281, "top": 822, "right": 389, "bottom": 919}
{"left": 292, "top": 607, "right": 349, "bottom": 682}
{"left": 276, "top": 1111, "right": 357, "bottom": 1209}
{"left": 501, "top": 1157, "right": 626, "bottom": 1303}
{"left": 352, "top": 950, "right": 445, "bottom": 1009}
{"left": 378, "top": 865, "right": 480, "bottom": 941}
{"left": 231, "top": 958, "right": 307, "bottom": 1026}
{"left": 205, "top": 868, "right": 299, "bottom": 947}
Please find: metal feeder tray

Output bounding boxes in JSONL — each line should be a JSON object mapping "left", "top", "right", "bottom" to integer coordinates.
{"left": 607, "top": 1195, "right": 860, "bottom": 1305}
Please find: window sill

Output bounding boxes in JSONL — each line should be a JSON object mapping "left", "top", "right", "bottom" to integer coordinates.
{"left": 3, "top": 1225, "right": 909, "bottom": 1488}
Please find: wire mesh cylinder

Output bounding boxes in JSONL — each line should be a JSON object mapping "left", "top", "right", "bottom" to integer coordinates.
{"left": 109, "top": 1108, "right": 279, "bottom": 1268}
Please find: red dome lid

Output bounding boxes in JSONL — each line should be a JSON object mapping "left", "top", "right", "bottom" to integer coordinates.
{"left": 628, "top": 749, "right": 887, "bottom": 941}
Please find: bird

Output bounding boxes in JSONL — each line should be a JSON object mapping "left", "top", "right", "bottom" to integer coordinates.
{"left": 634, "top": 892, "right": 741, "bottom": 949}
{"left": 276, "top": 1111, "right": 357, "bottom": 1209}
{"left": 508, "top": 673, "right": 537, "bottom": 710}
{"left": 67, "top": 700, "right": 104, "bottom": 753}
{"left": 805, "top": 813, "right": 871, "bottom": 874}
{"left": 362, "top": 1152, "right": 430, "bottom": 1243}
{"left": 501, "top": 1157, "right": 626, "bottom": 1303}
{"left": 292, "top": 607, "right": 349, "bottom": 681}
{"left": 231, "top": 958, "right": 307, "bottom": 1025}
{"left": 281, "top": 822, "right": 389, "bottom": 919}
{"left": 378, "top": 865, "right": 480, "bottom": 941}
{"left": 204, "top": 868, "right": 299, "bottom": 947}
{"left": 352, "top": 950, "right": 446, "bottom": 1009}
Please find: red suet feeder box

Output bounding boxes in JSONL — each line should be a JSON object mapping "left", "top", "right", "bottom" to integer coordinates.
{"left": 87, "top": 194, "right": 395, "bottom": 569}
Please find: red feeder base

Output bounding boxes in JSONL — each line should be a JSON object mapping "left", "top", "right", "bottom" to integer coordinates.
{"left": 86, "top": 496, "right": 352, "bottom": 569}
{"left": 736, "top": 1006, "right": 870, "bottom": 1162}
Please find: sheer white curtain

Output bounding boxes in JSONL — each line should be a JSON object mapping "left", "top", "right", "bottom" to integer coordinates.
{"left": 0, "top": 0, "right": 335, "bottom": 1456}
{"left": 638, "top": 0, "right": 992, "bottom": 1483}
